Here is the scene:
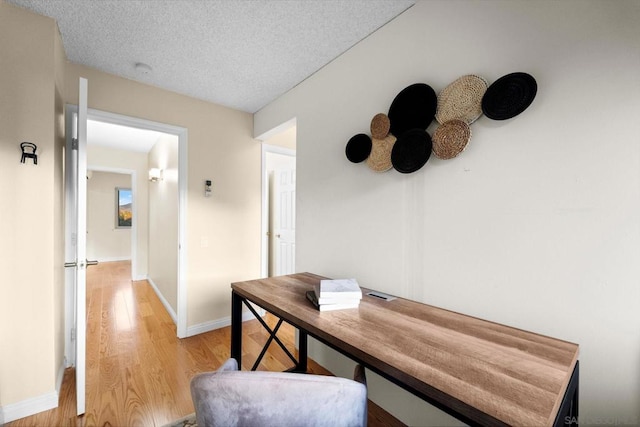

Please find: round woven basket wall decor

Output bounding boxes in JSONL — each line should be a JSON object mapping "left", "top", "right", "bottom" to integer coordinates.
{"left": 436, "top": 75, "right": 488, "bottom": 125}
{"left": 370, "top": 113, "right": 391, "bottom": 140}
{"left": 482, "top": 72, "right": 537, "bottom": 120}
{"left": 390, "top": 128, "right": 432, "bottom": 174}
{"left": 345, "top": 133, "right": 372, "bottom": 163}
{"left": 432, "top": 120, "right": 471, "bottom": 160}
{"left": 388, "top": 83, "right": 437, "bottom": 137}
{"left": 367, "top": 134, "right": 397, "bottom": 172}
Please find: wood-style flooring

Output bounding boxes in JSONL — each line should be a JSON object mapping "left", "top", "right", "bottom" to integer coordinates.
{"left": 7, "top": 261, "right": 403, "bottom": 427}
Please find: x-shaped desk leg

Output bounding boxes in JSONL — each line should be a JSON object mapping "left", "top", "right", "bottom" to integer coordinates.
{"left": 231, "top": 291, "right": 307, "bottom": 373}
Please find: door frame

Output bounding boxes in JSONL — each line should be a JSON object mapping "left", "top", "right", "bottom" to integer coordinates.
{"left": 64, "top": 107, "right": 189, "bottom": 358}
{"left": 260, "top": 143, "right": 296, "bottom": 278}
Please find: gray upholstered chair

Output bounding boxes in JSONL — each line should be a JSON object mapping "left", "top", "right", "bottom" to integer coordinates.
{"left": 190, "top": 358, "right": 368, "bottom": 427}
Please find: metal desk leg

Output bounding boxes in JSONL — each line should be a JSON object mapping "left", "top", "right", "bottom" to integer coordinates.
{"left": 297, "top": 330, "right": 308, "bottom": 373}
{"left": 553, "top": 361, "right": 579, "bottom": 426}
{"left": 231, "top": 291, "right": 243, "bottom": 368}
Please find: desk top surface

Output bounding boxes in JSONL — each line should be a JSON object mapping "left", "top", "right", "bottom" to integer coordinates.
{"left": 232, "top": 273, "right": 579, "bottom": 427}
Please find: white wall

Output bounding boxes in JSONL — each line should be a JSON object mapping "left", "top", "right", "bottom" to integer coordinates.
{"left": 87, "top": 145, "right": 149, "bottom": 280}
{"left": 148, "top": 134, "right": 179, "bottom": 314}
{"left": 86, "top": 171, "right": 132, "bottom": 262}
{"left": 255, "top": 1, "right": 640, "bottom": 426}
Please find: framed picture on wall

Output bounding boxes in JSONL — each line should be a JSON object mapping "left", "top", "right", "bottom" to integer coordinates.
{"left": 116, "top": 187, "right": 132, "bottom": 228}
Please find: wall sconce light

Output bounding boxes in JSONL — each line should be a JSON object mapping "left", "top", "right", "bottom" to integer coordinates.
{"left": 149, "top": 168, "right": 163, "bottom": 182}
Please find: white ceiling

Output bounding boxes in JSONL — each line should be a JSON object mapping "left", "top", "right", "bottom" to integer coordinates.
{"left": 8, "top": 0, "right": 414, "bottom": 113}
{"left": 87, "top": 120, "right": 167, "bottom": 153}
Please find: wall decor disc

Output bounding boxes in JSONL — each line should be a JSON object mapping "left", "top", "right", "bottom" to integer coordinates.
{"left": 481, "top": 72, "right": 537, "bottom": 120}
{"left": 370, "top": 113, "right": 391, "bottom": 140}
{"left": 391, "top": 128, "right": 432, "bottom": 174}
{"left": 367, "top": 134, "right": 397, "bottom": 172}
{"left": 388, "top": 83, "right": 437, "bottom": 137}
{"left": 436, "top": 75, "right": 488, "bottom": 125}
{"left": 432, "top": 120, "right": 471, "bottom": 160}
{"left": 345, "top": 133, "right": 372, "bottom": 163}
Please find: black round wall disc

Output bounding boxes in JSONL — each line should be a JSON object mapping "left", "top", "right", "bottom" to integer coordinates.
{"left": 345, "top": 133, "right": 372, "bottom": 163}
{"left": 481, "top": 72, "right": 537, "bottom": 120}
{"left": 388, "top": 83, "right": 437, "bottom": 136}
{"left": 391, "top": 128, "right": 432, "bottom": 174}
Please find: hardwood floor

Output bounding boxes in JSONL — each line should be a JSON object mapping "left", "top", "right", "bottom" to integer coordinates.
{"left": 7, "top": 261, "right": 403, "bottom": 427}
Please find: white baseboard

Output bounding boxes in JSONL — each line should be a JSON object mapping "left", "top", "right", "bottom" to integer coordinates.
{"left": 185, "top": 310, "right": 262, "bottom": 337}
{"left": 56, "top": 362, "right": 66, "bottom": 396}
{"left": 147, "top": 276, "right": 178, "bottom": 324}
{"left": 133, "top": 274, "right": 147, "bottom": 281}
{"left": 0, "top": 390, "right": 58, "bottom": 424}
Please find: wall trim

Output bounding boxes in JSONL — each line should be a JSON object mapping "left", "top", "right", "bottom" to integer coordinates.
{"left": 186, "top": 311, "right": 260, "bottom": 337}
{"left": 147, "top": 276, "right": 177, "bottom": 324}
{"left": 0, "top": 390, "right": 58, "bottom": 424}
{"left": 56, "top": 362, "right": 66, "bottom": 396}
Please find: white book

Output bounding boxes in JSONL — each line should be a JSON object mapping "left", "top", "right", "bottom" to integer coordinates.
{"left": 317, "top": 296, "right": 362, "bottom": 305}
{"left": 306, "top": 291, "right": 360, "bottom": 311}
{"left": 315, "top": 279, "right": 362, "bottom": 300}
{"left": 318, "top": 300, "right": 360, "bottom": 312}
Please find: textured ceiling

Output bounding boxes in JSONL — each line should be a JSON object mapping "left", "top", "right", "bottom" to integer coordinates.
{"left": 8, "top": 0, "right": 414, "bottom": 113}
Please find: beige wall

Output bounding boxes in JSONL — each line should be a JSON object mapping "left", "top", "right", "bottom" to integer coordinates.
{"left": 265, "top": 125, "right": 296, "bottom": 150}
{"left": 2, "top": 0, "right": 258, "bottom": 419}
{"left": 0, "top": 0, "right": 61, "bottom": 409}
{"left": 255, "top": 1, "right": 640, "bottom": 425}
{"left": 87, "top": 171, "right": 132, "bottom": 262}
{"left": 87, "top": 145, "right": 149, "bottom": 279}
{"left": 65, "top": 63, "right": 261, "bottom": 328}
{"left": 148, "top": 134, "right": 179, "bottom": 313}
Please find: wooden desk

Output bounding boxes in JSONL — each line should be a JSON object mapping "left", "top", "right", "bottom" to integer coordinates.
{"left": 231, "top": 273, "right": 579, "bottom": 427}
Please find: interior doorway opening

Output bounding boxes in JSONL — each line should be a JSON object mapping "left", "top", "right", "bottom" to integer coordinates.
{"left": 86, "top": 169, "right": 135, "bottom": 266}
{"left": 64, "top": 106, "right": 188, "bottom": 379}
{"left": 258, "top": 120, "right": 297, "bottom": 278}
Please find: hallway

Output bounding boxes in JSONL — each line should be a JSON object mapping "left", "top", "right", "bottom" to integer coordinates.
{"left": 7, "top": 261, "right": 303, "bottom": 426}
{"left": 8, "top": 261, "right": 402, "bottom": 426}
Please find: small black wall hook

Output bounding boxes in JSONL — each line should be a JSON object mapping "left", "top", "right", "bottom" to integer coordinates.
{"left": 20, "top": 142, "right": 38, "bottom": 165}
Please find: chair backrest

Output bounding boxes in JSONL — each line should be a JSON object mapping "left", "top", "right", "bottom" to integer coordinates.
{"left": 20, "top": 142, "right": 38, "bottom": 164}
{"left": 20, "top": 142, "right": 37, "bottom": 154}
{"left": 190, "top": 359, "right": 367, "bottom": 427}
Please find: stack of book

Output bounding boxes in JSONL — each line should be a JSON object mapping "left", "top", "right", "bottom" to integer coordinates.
{"left": 306, "top": 278, "right": 362, "bottom": 311}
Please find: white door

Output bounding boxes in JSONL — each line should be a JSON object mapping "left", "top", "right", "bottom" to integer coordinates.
{"left": 273, "top": 169, "right": 296, "bottom": 275}
{"left": 64, "top": 78, "right": 91, "bottom": 415}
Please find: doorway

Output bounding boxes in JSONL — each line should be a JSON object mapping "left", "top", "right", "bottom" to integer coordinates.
{"left": 86, "top": 169, "right": 134, "bottom": 265}
{"left": 259, "top": 122, "right": 296, "bottom": 278}
{"left": 64, "top": 106, "right": 188, "bottom": 375}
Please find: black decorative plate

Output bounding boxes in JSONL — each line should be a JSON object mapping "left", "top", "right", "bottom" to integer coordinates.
{"left": 388, "top": 83, "right": 437, "bottom": 136}
{"left": 481, "top": 72, "right": 537, "bottom": 120}
{"left": 345, "top": 133, "right": 372, "bottom": 163}
{"left": 391, "top": 128, "right": 432, "bottom": 174}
